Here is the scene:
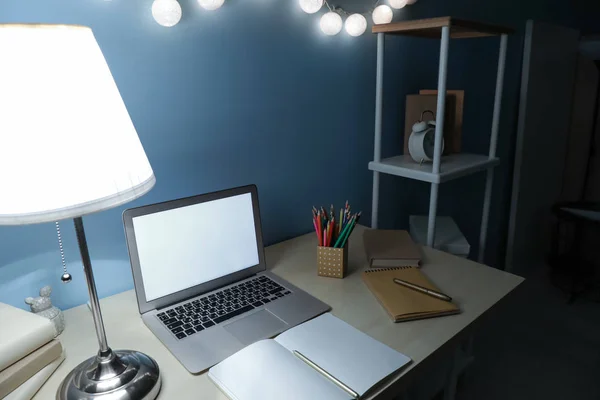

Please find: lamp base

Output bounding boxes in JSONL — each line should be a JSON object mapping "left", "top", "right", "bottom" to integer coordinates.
{"left": 56, "top": 349, "right": 161, "bottom": 400}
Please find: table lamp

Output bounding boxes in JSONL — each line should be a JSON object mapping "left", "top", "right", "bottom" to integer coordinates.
{"left": 0, "top": 25, "right": 161, "bottom": 399}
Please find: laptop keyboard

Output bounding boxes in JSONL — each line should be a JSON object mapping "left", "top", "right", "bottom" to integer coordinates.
{"left": 156, "top": 275, "right": 292, "bottom": 340}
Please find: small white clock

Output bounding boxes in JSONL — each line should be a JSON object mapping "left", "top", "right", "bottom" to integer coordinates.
{"left": 408, "top": 119, "right": 444, "bottom": 163}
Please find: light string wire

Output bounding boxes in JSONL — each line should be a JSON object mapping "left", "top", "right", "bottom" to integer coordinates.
{"left": 150, "top": 0, "right": 417, "bottom": 31}
{"left": 324, "top": 0, "right": 382, "bottom": 17}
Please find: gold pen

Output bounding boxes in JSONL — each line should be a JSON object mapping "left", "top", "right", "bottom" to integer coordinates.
{"left": 393, "top": 278, "right": 452, "bottom": 302}
{"left": 293, "top": 350, "right": 359, "bottom": 399}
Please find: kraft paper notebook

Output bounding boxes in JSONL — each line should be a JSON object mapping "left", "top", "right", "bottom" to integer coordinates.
{"left": 362, "top": 267, "right": 460, "bottom": 322}
{"left": 208, "top": 313, "right": 411, "bottom": 400}
{"left": 363, "top": 229, "right": 421, "bottom": 268}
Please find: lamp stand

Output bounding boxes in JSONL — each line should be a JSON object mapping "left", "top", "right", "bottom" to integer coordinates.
{"left": 56, "top": 217, "right": 161, "bottom": 400}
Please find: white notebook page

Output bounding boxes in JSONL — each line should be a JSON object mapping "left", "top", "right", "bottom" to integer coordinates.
{"left": 208, "top": 339, "right": 349, "bottom": 400}
{"left": 275, "top": 313, "right": 411, "bottom": 396}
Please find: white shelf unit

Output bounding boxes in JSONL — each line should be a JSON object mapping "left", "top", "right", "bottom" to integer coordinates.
{"left": 369, "top": 153, "right": 500, "bottom": 184}
{"left": 370, "top": 17, "right": 512, "bottom": 263}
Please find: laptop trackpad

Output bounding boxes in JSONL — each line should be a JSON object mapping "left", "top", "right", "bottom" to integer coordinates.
{"left": 224, "top": 310, "right": 288, "bottom": 345}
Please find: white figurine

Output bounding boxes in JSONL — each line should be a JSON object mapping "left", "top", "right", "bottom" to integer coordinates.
{"left": 25, "top": 286, "right": 65, "bottom": 337}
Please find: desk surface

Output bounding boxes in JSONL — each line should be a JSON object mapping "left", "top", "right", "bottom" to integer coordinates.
{"left": 35, "top": 226, "right": 523, "bottom": 399}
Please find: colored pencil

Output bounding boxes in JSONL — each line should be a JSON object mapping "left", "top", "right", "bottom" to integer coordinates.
{"left": 339, "top": 219, "right": 355, "bottom": 248}
{"left": 331, "top": 218, "right": 335, "bottom": 245}
{"left": 311, "top": 203, "right": 360, "bottom": 248}
{"left": 334, "top": 215, "right": 353, "bottom": 248}
{"left": 317, "top": 212, "right": 322, "bottom": 246}
{"left": 340, "top": 212, "right": 361, "bottom": 248}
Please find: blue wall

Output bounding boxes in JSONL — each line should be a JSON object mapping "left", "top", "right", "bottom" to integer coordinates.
{"left": 0, "top": 0, "right": 593, "bottom": 311}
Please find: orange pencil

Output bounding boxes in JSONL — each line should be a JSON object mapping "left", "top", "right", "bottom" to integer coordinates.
{"left": 323, "top": 228, "right": 327, "bottom": 247}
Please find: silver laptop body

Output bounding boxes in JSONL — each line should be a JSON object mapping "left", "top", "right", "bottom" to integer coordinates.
{"left": 123, "top": 185, "right": 330, "bottom": 373}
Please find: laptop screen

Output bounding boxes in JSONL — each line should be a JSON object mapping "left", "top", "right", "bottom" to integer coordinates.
{"left": 131, "top": 192, "right": 260, "bottom": 302}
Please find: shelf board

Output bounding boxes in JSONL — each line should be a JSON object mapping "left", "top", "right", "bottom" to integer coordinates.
{"left": 372, "top": 17, "right": 514, "bottom": 39}
{"left": 368, "top": 153, "right": 499, "bottom": 184}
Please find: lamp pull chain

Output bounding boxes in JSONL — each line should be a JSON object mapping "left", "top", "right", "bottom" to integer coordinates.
{"left": 55, "top": 221, "right": 72, "bottom": 283}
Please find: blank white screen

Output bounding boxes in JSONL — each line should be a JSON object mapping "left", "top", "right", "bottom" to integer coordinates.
{"left": 132, "top": 193, "right": 260, "bottom": 302}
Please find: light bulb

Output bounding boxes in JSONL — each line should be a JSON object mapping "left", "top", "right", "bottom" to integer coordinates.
{"left": 388, "top": 0, "right": 407, "bottom": 9}
{"left": 198, "top": 0, "right": 224, "bottom": 11}
{"left": 345, "top": 14, "right": 367, "bottom": 37}
{"left": 152, "top": 0, "right": 182, "bottom": 27}
{"left": 299, "top": 0, "right": 323, "bottom": 14}
{"left": 320, "top": 12, "right": 343, "bottom": 36}
{"left": 372, "top": 5, "right": 393, "bottom": 24}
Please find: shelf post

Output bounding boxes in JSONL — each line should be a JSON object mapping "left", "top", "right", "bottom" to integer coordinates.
{"left": 427, "top": 26, "right": 450, "bottom": 247}
{"left": 478, "top": 34, "right": 508, "bottom": 263}
{"left": 372, "top": 32, "right": 385, "bottom": 229}
{"left": 487, "top": 34, "right": 508, "bottom": 160}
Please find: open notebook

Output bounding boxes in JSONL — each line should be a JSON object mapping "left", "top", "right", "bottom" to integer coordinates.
{"left": 208, "top": 313, "right": 411, "bottom": 400}
{"left": 362, "top": 267, "right": 460, "bottom": 322}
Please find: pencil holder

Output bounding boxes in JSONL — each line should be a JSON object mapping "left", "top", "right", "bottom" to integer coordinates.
{"left": 317, "top": 244, "right": 348, "bottom": 279}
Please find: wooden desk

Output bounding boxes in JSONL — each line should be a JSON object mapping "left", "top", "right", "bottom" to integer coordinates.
{"left": 35, "top": 226, "right": 523, "bottom": 399}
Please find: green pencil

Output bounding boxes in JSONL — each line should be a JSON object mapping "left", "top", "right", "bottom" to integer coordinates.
{"left": 337, "top": 217, "right": 356, "bottom": 248}
{"left": 333, "top": 216, "right": 353, "bottom": 248}
{"left": 340, "top": 212, "right": 361, "bottom": 248}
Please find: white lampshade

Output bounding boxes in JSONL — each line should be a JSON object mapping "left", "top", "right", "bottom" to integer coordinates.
{"left": 344, "top": 14, "right": 367, "bottom": 36}
{"left": 0, "top": 25, "right": 155, "bottom": 225}
{"left": 320, "top": 12, "right": 343, "bottom": 36}
{"left": 372, "top": 5, "right": 393, "bottom": 24}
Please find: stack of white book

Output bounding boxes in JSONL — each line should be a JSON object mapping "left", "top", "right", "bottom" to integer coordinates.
{"left": 0, "top": 303, "right": 65, "bottom": 400}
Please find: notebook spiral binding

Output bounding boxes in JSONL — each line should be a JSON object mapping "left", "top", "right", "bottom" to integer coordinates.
{"left": 364, "top": 266, "right": 412, "bottom": 273}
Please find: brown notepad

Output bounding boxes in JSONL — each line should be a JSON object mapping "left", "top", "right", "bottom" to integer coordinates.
{"left": 362, "top": 267, "right": 460, "bottom": 322}
{"left": 363, "top": 229, "right": 421, "bottom": 268}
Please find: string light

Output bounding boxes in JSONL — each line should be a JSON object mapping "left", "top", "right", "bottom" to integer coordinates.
{"left": 388, "top": 0, "right": 407, "bottom": 9}
{"left": 320, "top": 12, "right": 343, "bottom": 36}
{"left": 145, "top": 0, "right": 418, "bottom": 35}
{"left": 198, "top": 0, "right": 225, "bottom": 11}
{"left": 152, "top": 0, "right": 182, "bottom": 27}
{"left": 372, "top": 5, "right": 393, "bottom": 24}
{"left": 299, "top": 0, "right": 324, "bottom": 14}
{"left": 345, "top": 14, "right": 367, "bottom": 37}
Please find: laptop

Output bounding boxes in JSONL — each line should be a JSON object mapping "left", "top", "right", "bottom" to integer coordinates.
{"left": 123, "top": 185, "right": 330, "bottom": 373}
